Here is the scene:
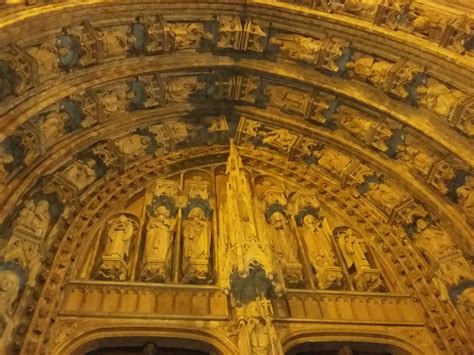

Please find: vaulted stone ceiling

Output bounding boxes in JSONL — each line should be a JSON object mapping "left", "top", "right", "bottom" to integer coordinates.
{"left": 0, "top": 1, "right": 473, "bottom": 354}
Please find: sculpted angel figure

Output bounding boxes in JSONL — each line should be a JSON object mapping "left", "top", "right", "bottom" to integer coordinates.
{"left": 182, "top": 207, "right": 211, "bottom": 282}
{"left": 103, "top": 215, "right": 134, "bottom": 261}
{"left": 347, "top": 55, "right": 394, "bottom": 89}
{"left": 0, "top": 270, "right": 21, "bottom": 315}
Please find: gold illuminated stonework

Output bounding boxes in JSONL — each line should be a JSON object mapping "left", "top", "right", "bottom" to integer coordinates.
{"left": 0, "top": 1, "right": 473, "bottom": 354}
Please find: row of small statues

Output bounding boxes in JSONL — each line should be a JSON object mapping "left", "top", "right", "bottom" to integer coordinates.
{"left": 93, "top": 205, "right": 383, "bottom": 292}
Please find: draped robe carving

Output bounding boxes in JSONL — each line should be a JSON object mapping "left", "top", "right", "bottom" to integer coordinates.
{"left": 182, "top": 207, "right": 211, "bottom": 283}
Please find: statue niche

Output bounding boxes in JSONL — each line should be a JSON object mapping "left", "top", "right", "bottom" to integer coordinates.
{"left": 336, "top": 227, "right": 383, "bottom": 292}
{"left": 299, "top": 213, "right": 343, "bottom": 289}
{"left": 95, "top": 215, "right": 136, "bottom": 281}
{"left": 182, "top": 205, "right": 212, "bottom": 283}
{"left": 140, "top": 204, "right": 177, "bottom": 282}
{"left": 265, "top": 202, "right": 304, "bottom": 287}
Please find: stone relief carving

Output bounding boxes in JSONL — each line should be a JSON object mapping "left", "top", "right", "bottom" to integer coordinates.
{"left": 396, "top": 136, "right": 437, "bottom": 177}
{"left": 27, "top": 43, "right": 59, "bottom": 78}
{"left": 99, "top": 28, "right": 129, "bottom": 58}
{"left": 270, "top": 33, "right": 349, "bottom": 72}
{"left": 13, "top": 199, "right": 50, "bottom": 238}
{"left": 365, "top": 181, "right": 406, "bottom": 215}
{"left": 334, "top": 106, "right": 393, "bottom": 153}
{"left": 115, "top": 133, "right": 152, "bottom": 160}
{"left": 166, "top": 76, "right": 204, "bottom": 103}
{"left": 456, "top": 175, "right": 474, "bottom": 221}
{"left": 95, "top": 215, "right": 135, "bottom": 281}
{"left": 62, "top": 158, "right": 97, "bottom": 191}
{"left": 169, "top": 22, "right": 205, "bottom": 49}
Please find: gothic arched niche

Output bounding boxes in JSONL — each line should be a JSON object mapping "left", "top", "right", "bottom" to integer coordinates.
{"left": 0, "top": 1, "right": 473, "bottom": 354}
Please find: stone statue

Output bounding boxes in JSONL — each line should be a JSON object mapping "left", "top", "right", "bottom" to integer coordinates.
{"left": 270, "top": 34, "right": 323, "bottom": 65}
{"left": 338, "top": 228, "right": 382, "bottom": 291}
{"left": 236, "top": 298, "right": 284, "bottom": 355}
{"left": 300, "top": 214, "right": 343, "bottom": 289}
{"left": 0, "top": 270, "right": 21, "bottom": 316}
{"left": 267, "top": 211, "right": 303, "bottom": 286}
{"left": 95, "top": 215, "right": 135, "bottom": 281}
{"left": 339, "top": 229, "right": 371, "bottom": 272}
{"left": 14, "top": 199, "right": 50, "bottom": 238}
{"left": 457, "top": 176, "right": 474, "bottom": 220}
{"left": 115, "top": 134, "right": 152, "bottom": 159}
{"left": 56, "top": 27, "right": 82, "bottom": 72}
{"left": 347, "top": 55, "right": 394, "bottom": 89}
{"left": 182, "top": 207, "right": 211, "bottom": 283}
{"left": 63, "top": 159, "right": 97, "bottom": 191}
{"left": 103, "top": 215, "right": 134, "bottom": 260}
{"left": 417, "top": 79, "right": 465, "bottom": 118}
{"left": 128, "top": 16, "right": 148, "bottom": 55}
{"left": 141, "top": 205, "right": 176, "bottom": 282}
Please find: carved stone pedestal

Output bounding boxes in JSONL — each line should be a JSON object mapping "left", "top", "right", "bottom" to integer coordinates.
{"left": 354, "top": 268, "right": 383, "bottom": 292}
{"left": 315, "top": 266, "right": 344, "bottom": 290}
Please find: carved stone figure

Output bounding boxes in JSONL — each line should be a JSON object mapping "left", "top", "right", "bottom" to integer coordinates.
{"left": 115, "top": 134, "right": 152, "bottom": 159}
{"left": 56, "top": 27, "right": 82, "bottom": 72}
{"left": 63, "top": 159, "right": 97, "bottom": 191}
{"left": 347, "top": 55, "right": 394, "bottom": 89}
{"left": 270, "top": 34, "right": 323, "bottom": 64}
{"left": 268, "top": 211, "right": 303, "bottom": 286}
{"left": 334, "top": 0, "right": 379, "bottom": 17}
{"left": 27, "top": 43, "right": 59, "bottom": 76}
{"left": 37, "top": 111, "right": 67, "bottom": 147}
{"left": 0, "top": 146, "right": 13, "bottom": 191}
{"left": 14, "top": 199, "right": 50, "bottom": 238}
{"left": 103, "top": 215, "right": 134, "bottom": 259}
{"left": 415, "top": 219, "right": 458, "bottom": 262}
{"left": 0, "top": 270, "right": 21, "bottom": 316}
{"left": 338, "top": 228, "right": 382, "bottom": 291}
{"left": 457, "top": 176, "right": 474, "bottom": 220}
{"left": 417, "top": 79, "right": 465, "bottom": 118}
{"left": 169, "top": 23, "right": 205, "bottom": 49}
{"left": 258, "top": 129, "right": 298, "bottom": 152}
{"left": 397, "top": 143, "right": 435, "bottom": 176}
{"left": 128, "top": 16, "right": 149, "bottom": 55}
{"left": 182, "top": 207, "right": 211, "bottom": 283}
{"left": 265, "top": 85, "right": 311, "bottom": 117}
{"left": 236, "top": 298, "right": 284, "bottom": 355}
{"left": 366, "top": 182, "right": 405, "bottom": 215}
{"left": 100, "top": 30, "right": 128, "bottom": 58}
{"left": 98, "top": 84, "right": 128, "bottom": 115}
{"left": 141, "top": 205, "right": 176, "bottom": 282}
{"left": 317, "top": 148, "right": 352, "bottom": 175}
{"left": 300, "top": 214, "right": 343, "bottom": 289}
{"left": 96, "top": 215, "right": 134, "bottom": 281}
{"left": 166, "top": 76, "right": 203, "bottom": 103}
